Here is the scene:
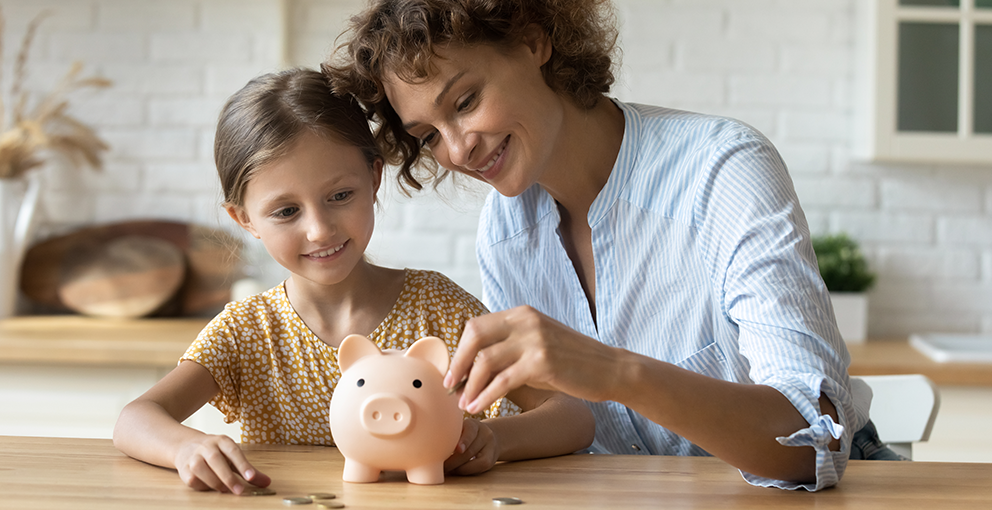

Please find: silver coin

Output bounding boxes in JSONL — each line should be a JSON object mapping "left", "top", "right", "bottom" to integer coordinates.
{"left": 316, "top": 502, "right": 345, "bottom": 509}
{"left": 240, "top": 485, "right": 277, "bottom": 496}
{"left": 492, "top": 497, "right": 523, "bottom": 505}
{"left": 308, "top": 493, "right": 336, "bottom": 500}
{"left": 283, "top": 496, "right": 314, "bottom": 505}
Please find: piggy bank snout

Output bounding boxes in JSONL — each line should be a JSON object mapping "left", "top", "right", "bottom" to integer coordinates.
{"left": 360, "top": 393, "right": 413, "bottom": 436}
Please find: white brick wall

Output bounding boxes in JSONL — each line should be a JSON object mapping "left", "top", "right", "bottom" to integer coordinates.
{"left": 9, "top": 0, "right": 992, "bottom": 338}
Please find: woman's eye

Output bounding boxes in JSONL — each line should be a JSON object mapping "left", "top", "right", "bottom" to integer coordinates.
{"left": 420, "top": 131, "right": 438, "bottom": 148}
{"left": 457, "top": 93, "right": 475, "bottom": 112}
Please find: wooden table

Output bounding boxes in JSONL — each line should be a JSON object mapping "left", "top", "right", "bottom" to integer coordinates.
{"left": 2, "top": 437, "right": 991, "bottom": 509}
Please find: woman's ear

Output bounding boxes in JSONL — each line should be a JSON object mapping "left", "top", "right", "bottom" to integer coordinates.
{"left": 225, "top": 205, "right": 260, "bottom": 239}
{"left": 520, "top": 23, "right": 553, "bottom": 66}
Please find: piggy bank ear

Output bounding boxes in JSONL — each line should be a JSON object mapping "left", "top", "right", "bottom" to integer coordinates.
{"left": 337, "top": 334, "right": 382, "bottom": 372}
{"left": 404, "top": 336, "right": 450, "bottom": 375}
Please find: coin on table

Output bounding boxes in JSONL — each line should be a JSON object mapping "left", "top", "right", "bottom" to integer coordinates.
{"left": 316, "top": 501, "right": 345, "bottom": 509}
{"left": 308, "top": 492, "right": 336, "bottom": 500}
{"left": 492, "top": 497, "right": 523, "bottom": 505}
{"left": 283, "top": 496, "right": 313, "bottom": 505}
{"left": 240, "top": 486, "right": 277, "bottom": 496}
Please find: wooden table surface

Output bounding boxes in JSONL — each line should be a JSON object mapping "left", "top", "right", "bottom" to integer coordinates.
{"left": 2, "top": 436, "right": 991, "bottom": 509}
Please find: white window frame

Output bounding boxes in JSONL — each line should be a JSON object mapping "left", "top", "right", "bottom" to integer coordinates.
{"left": 856, "top": 0, "right": 992, "bottom": 164}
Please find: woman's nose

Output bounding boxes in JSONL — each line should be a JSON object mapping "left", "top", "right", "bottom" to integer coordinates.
{"left": 444, "top": 127, "right": 478, "bottom": 169}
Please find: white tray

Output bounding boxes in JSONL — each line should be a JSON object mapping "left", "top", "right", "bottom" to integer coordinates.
{"left": 909, "top": 334, "right": 992, "bottom": 364}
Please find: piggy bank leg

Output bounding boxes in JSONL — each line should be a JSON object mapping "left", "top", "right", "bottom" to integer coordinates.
{"left": 405, "top": 463, "right": 445, "bottom": 485}
{"left": 342, "top": 459, "right": 381, "bottom": 483}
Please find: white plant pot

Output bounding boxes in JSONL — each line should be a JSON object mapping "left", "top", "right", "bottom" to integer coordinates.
{"left": 830, "top": 292, "right": 868, "bottom": 344}
{"left": 0, "top": 175, "right": 41, "bottom": 320}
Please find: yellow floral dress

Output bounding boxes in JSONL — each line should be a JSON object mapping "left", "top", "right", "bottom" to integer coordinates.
{"left": 182, "top": 269, "right": 514, "bottom": 445}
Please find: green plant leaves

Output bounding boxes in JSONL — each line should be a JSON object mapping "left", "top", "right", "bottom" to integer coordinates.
{"left": 811, "top": 233, "right": 876, "bottom": 293}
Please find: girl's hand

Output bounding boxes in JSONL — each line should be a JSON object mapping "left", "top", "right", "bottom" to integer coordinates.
{"left": 174, "top": 435, "right": 271, "bottom": 494}
{"left": 446, "top": 305, "right": 625, "bottom": 415}
{"left": 444, "top": 419, "right": 500, "bottom": 475}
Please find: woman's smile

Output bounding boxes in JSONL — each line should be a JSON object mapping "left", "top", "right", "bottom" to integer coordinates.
{"left": 473, "top": 136, "right": 509, "bottom": 179}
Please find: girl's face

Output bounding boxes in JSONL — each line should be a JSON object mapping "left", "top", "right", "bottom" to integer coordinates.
{"left": 227, "top": 130, "right": 382, "bottom": 288}
{"left": 382, "top": 32, "right": 564, "bottom": 198}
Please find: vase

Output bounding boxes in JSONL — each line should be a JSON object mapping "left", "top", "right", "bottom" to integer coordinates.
{"left": 830, "top": 292, "right": 868, "bottom": 344}
{"left": 0, "top": 175, "right": 41, "bottom": 320}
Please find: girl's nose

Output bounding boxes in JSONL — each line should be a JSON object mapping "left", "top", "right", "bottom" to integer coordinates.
{"left": 305, "top": 211, "right": 334, "bottom": 243}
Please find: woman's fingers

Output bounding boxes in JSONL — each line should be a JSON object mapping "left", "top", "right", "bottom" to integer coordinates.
{"left": 452, "top": 305, "right": 623, "bottom": 411}
{"left": 446, "top": 312, "right": 510, "bottom": 389}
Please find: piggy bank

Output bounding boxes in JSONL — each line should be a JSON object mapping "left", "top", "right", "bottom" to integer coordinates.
{"left": 329, "top": 334, "right": 463, "bottom": 485}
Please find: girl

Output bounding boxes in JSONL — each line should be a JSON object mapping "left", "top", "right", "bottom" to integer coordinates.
{"left": 325, "top": 0, "right": 883, "bottom": 492}
{"left": 112, "top": 68, "right": 594, "bottom": 495}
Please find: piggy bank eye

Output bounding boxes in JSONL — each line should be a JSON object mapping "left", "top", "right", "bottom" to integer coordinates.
{"left": 357, "top": 378, "right": 365, "bottom": 387}
{"left": 412, "top": 379, "right": 422, "bottom": 388}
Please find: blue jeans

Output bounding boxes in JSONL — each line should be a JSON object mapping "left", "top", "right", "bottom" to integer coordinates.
{"left": 849, "top": 419, "right": 908, "bottom": 461}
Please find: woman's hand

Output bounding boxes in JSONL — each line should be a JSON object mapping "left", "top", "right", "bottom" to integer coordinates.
{"left": 444, "top": 419, "right": 500, "bottom": 475}
{"left": 446, "top": 305, "right": 625, "bottom": 414}
{"left": 174, "top": 434, "right": 271, "bottom": 494}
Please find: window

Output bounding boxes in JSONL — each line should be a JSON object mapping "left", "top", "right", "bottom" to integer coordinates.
{"left": 856, "top": 0, "right": 992, "bottom": 164}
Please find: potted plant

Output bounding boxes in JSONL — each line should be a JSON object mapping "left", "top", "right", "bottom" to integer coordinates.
{"left": 812, "top": 233, "right": 876, "bottom": 344}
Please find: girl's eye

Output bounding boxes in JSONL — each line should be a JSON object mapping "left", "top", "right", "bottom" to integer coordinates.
{"left": 275, "top": 207, "right": 298, "bottom": 218}
{"left": 331, "top": 191, "right": 352, "bottom": 202}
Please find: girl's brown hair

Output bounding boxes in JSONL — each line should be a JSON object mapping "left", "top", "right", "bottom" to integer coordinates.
{"left": 215, "top": 67, "right": 382, "bottom": 208}
{"left": 323, "top": 0, "right": 618, "bottom": 192}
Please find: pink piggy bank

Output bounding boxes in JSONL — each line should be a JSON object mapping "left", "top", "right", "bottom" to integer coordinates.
{"left": 329, "top": 334, "right": 463, "bottom": 485}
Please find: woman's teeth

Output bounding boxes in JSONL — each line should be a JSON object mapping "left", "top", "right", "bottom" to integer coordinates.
{"left": 476, "top": 139, "right": 506, "bottom": 173}
{"left": 311, "top": 244, "right": 344, "bottom": 258}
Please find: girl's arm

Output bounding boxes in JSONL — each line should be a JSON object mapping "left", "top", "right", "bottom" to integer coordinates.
{"left": 444, "top": 386, "right": 594, "bottom": 475}
{"left": 113, "top": 360, "right": 270, "bottom": 493}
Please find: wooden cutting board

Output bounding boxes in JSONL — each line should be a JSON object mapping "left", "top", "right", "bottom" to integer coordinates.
{"left": 19, "top": 220, "right": 243, "bottom": 316}
{"left": 57, "top": 235, "right": 186, "bottom": 318}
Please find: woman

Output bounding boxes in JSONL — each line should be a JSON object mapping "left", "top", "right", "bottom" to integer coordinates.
{"left": 325, "top": 0, "right": 879, "bottom": 491}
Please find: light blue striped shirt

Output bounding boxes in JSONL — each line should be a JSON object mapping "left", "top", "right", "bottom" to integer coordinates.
{"left": 476, "top": 100, "right": 867, "bottom": 491}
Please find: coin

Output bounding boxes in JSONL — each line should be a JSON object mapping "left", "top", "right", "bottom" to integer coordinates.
{"left": 283, "top": 496, "right": 313, "bottom": 505}
{"left": 308, "top": 492, "right": 336, "bottom": 500}
{"left": 316, "top": 502, "right": 345, "bottom": 509}
{"left": 447, "top": 377, "right": 468, "bottom": 395}
{"left": 240, "top": 485, "right": 276, "bottom": 496}
{"left": 492, "top": 497, "right": 523, "bottom": 505}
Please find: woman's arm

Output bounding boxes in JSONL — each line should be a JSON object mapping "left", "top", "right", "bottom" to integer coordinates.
{"left": 447, "top": 306, "right": 838, "bottom": 484}
{"left": 113, "top": 360, "right": 270, "bottom": 493}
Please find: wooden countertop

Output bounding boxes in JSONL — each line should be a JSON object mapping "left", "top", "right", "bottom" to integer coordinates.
{"left": 3, "top": 315, "right": 990, "bottom": 386}
{"left": 4, "top": 436, "right": 992, "bottom": 509}
{"left": 847, "top": 339, "right": 992, "bottom": 386}
{"left": 0, "top": 315, "right": 207, "bottom": 368}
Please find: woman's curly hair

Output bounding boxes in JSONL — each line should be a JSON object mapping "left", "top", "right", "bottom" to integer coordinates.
{"left": 323, "top": 0, "right": 619, "bottom": 192}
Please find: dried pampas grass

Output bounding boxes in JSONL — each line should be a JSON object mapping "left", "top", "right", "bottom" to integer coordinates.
{"left": 0, "top": 8, "right": 111, "bottom": 180}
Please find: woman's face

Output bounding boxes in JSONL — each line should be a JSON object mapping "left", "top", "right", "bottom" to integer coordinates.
{"left": 382, "top": 35, "right": 565, "bottom": 198}
{"left": 228, "top": 130, "right": 382, "bottom": 289}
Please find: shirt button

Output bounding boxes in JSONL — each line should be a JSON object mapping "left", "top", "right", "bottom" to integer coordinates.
{"left": 631, "top": 444, "right": 641, "bottom": 451}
